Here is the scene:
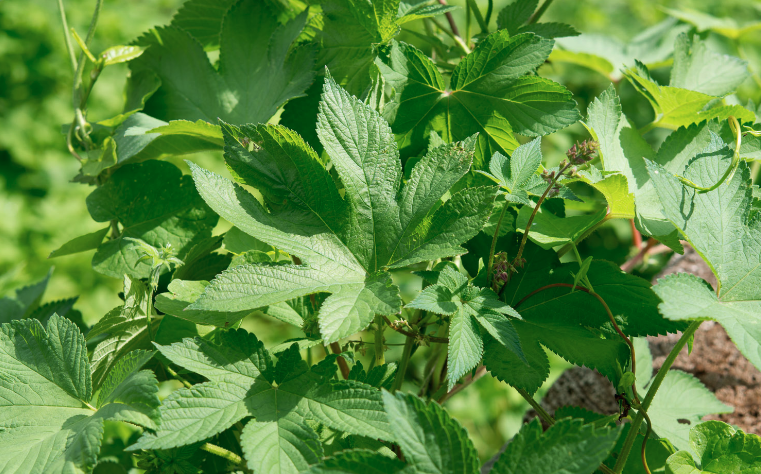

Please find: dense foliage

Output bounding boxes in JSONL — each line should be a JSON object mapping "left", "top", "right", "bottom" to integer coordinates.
{"left": 2, "top": 0, "right": 761, "bottom": 473}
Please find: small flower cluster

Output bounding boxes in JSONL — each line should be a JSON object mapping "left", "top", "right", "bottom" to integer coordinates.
{"left": 492, "top": 252, "right": 509, "bottom": 291}
{"left": 541, "top": 140, "right": 599, "bottom": 197}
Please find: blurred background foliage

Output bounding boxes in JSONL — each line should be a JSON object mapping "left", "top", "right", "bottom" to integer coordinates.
{"left": 1, "top": 0, "right": 760, "bottom": 466}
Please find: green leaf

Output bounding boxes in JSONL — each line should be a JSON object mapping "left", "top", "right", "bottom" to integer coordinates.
{"left": 0, "top": 268, "right": 52, "bottom": 323}
{"left": 490, "top": 417, "right": 620, "bottom": 474}
{"left": 496, "top": 0, "right": 537, "bottom": 34}
{"left": 189, "top": 77, "right": 494, "bottom": 342}
{"left": 484, "top": 318, "right": 629, "bottom": 394}
{"left": 133, "top": 0, "right": 315, "bottom": 126}
{"left": 478, "top": 138, "right": 544, "bottom": 204}
{"left": 110, "top": 113, "right": 221, "bottom": 166}
{"left": 397, "top": 2, "right": 458, "bottom": 25}
{"left": 0, "top": 315, "right": 159, "bottom": 474}
{"left": 100, "top": 45, "right": 146, "bottom": 66}
{"left": 503, "top": 247, "right": 686, "bottom": 337}
{"left": 97, "top": 70, "right": 161, "bottom": 128}
{"left": 585, "top": 85, "right": 681, "bottom": 244}
{"left": 49, "top": 226, "right": 110, "bottom": 259}
{"left": 88, "top": 276, "right": 160, "bottom": 389}
{"left": 518, "top": 22, "right": 579, "bottom": 39}
{"left": 95, "top": 349, "right": 159, "bottom": 429}
{"left": 648, "top": 141, "right": 761, "bottom": 371}
{"left": 661, "top": 7, "right": 761, "bottom": 40}
{"left": 377, "top": 32, "right": 579, "bottom": 166}
{"left": 169, "top": 0, "right": 238, "bottom": 50}
{"left": 551, "top": 18, "right": 688, "bottom": 81}
{"left": 407, "top": 267, "right": 524, "bottom": 389}
{"left": 87, "top": 160, "right": 218, "bottom": 279}
{"left": 516, "top": 206, "right": 607, "bottom": 249}
{"left": 131, "top": 332, "right": 393, "bottom": 474}
{"left": 154, "top": 280, "right": 253, "bottom": 328}
{"left": 382, "top": 391, "right": 479, "bottom": 474}
{"left": 670, "top": 33, "right": 749, "bottom": 97}
{"left": 665, "top": 421, "right": 761, "bottom": 473}
{"left": 624, "top": 62, "right": 754, "bottom": 130}
{"left": 319, "top": 0, "right": 402, "bottom": 95}
{"left": 306, "top": 449, "right": 407, "bottom": 474}
{"left": 646, "top": 370, "right": 732, "bottom": 455}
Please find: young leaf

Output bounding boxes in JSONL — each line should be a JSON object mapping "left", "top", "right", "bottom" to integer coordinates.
{"left": 665, "top": 421, "right": 761, "bottom": 473}
{"left": 130, "top": 331, "right": 393, "bottom": 474}
{"left": 407, "top": 267, "right": 524, "bottom": 389}
{"left": 376, "top": 32, "right": 580, "bottom": 166}
{"left": 0, "top": 315, "right": 159, "bottom": 474}
{"left": 477, "top": 138, "right": 544, "bottom": 205}
{"left": 648, "top": 143, "right": 761, "bottom": 371}
{"left": 490, "top": 418, "right": 620, "bottom": 474}
{"left": 188, "top": 76, "right": 495, "bottom": 343}
{"left": 132, "top": 0, "right": 315, "bottom": 126}
{"left": 86, "top": 160, "right": 218, "bottom": 279}
{"left": 49, "top": 226, "right": 110, "bottom": 259}
{"left": 382, "top": 391, "right": 480, "bottom": 474}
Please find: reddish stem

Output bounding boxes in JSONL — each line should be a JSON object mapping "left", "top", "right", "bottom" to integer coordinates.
{"left": 630, "top": 220, "right": 643, "bottom": 249}
{"left": 437, "top": 0, "right": 460, "bottom": 36}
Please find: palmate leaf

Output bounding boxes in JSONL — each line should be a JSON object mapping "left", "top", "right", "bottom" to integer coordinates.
{"left": 188, "top": 76, "right": 496, "bottom": 343}
{"left": 129, "top": 330, "right": 393, "bottom": 474}
{"left": 648, "top": 137, "right": 761, "bottom": 372}
{"left": 490, "top": 418, "right": 620, "bottom": 474}
{"left": 132, "top": 0, "right": 315, "bottom": 130}
{"left": 670, "top": 33, "right": 749, "bottom": 97}
{"left": 86, "top": 160, "right": 218, "bottom": 279}
{"left": 376, "top": 31, "right": 580, "bottom": 167}
{"left": 407, "top": 267, "right": 524, "bottom": 389}
{"left": 0, "top": 315, "right": 159, "bottom": 474}
{"left": 665, "top": 421, "right": 761, "bottom": 473}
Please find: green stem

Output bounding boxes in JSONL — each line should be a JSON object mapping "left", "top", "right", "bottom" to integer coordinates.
{"left": 393, "top": 333, "right": 415, "bottom": 393}
{"left": 516, "top": 387, "right": 555, "bottom": 426}
{"left": 612, "top": 320, "right": 702, "bottom": 473}
{"left": 374, "top": 314, "right": 385, "bottom": 366}
{"left": 57, "top": 0, "right": 77, "bottom": 72}
{"left": 528, "top": 0, "right": 554, "bottom": 24}
{"left": 72, "top": 0, "right": 103, "bottom": 103}
{"left": 487, "top": 203, "right": 509, "bottom": 286}
{"left": 638, "top": 121, "right": 657, "bottom": 135}
{"left": 166, "top": 365, "right": 192, "bottom": 389}
{"left": 466, "top": 0, "right": 488, "bottom": 33}
{"left": 485, "top": 0, "right": 494, "bottom": 26}
{"left": 676, "top": 116, "right": 741, "bottom": 193}
{"left": 429, "top": 17, "right": 471, "bottom": 55}
{"left": 200, "top": 443, "right": 244, "bottom": 466}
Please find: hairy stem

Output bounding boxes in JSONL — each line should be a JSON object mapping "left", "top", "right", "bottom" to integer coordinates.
{"left": 200, "top": 443, "right": 244, "bottom": 466}
{"left": 516, "top": 387, "right": 555, "bottom": 426}
{"left": 612, "top": 320, "right": 702, "bottom": 473}
{"left": 382, "top": 315, "right": 449, "bottom": 343}
{"left": 437, "top": 0, "right": 460, "bottom": 36}
{"left": 329, "top": 342, "right": 350, "bottom": 379}
{"left": 374, "top": 314, "right": 385, "bottom": 366}
{"left": 165, "top": 365, "right": 192, "bottom": 389}
{"left": 487, "top": 203, "right": 509, "bottom": 286}
{"left": 393, "top": 333, "right": 415, "bottom": 393}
